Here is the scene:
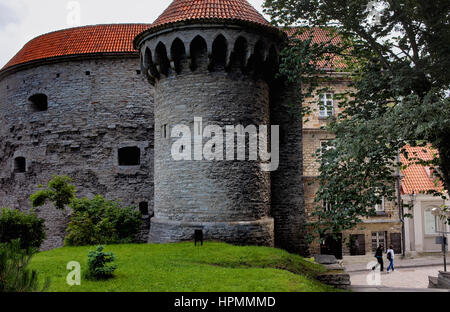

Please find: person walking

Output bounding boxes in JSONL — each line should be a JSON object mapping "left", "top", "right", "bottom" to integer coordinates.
{"left": 386, "top": 245, "right": 395, "bottom": 273}
{"left": 372, "top": 245, "right": 384, "bottom": 272}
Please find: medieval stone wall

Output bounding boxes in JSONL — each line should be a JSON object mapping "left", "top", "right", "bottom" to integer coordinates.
{"left": 140, "top": 26, "right": 278, "bottom": 246}
{"left": 0, "top": 57, "right": 155, "bottom": 250}
{"left": 270, "top": 80, "right": 309, "bottom": 256}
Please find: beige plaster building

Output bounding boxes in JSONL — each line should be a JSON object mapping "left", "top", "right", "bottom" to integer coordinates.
{"left": 302, "top": 73, "right": 403, "bottom": 258}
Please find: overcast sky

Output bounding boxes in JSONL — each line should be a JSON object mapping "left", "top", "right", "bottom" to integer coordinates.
{"left": 0, "top": 0, "right": 267, "bottom": 68}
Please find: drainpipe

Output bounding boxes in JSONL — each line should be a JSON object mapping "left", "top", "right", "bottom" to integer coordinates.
{"left": 396, "top": 150, "right": 406, "bottom": 258}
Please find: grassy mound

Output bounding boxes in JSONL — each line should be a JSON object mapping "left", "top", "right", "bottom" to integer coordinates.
{"left": 29, "top": 242, "right": 339, "bottom": 292}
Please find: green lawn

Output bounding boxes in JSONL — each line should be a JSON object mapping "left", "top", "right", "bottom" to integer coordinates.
{"left": 29, "top": 242, "right": 339, "bottom": 292}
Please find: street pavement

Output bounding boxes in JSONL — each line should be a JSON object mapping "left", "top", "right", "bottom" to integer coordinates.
{"left": 349, "top": 265, "right": 447, "bottom": 289}
{"left": 342, "top": 255, "right": 449, "bottom": 292}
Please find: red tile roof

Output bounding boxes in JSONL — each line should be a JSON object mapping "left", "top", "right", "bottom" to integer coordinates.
{"left": 1, "top": 24, "right": 151, "bottom": 72}
{"left": 400, "top": 145, "right": 443, "bottom": 194}
{"left": 1, "top": 24, "right": 344, "bottom": 74}
{"left": 149, "top": 0, "right": 271, "bottom": 31}
{"left": 285, "top": 27, "right": 346, "bottom": 70}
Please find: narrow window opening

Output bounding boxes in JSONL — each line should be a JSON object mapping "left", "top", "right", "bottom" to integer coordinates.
{"left": 231, "top": 37, "right": 248, "bottom": 71}
{"left": 210, "top": 35, "right": 228, "bottom": 71}
{"left": 155, "top": 42, "right": 170, "bottom": 76}
{"left": 118, "top": 147, "right": 141, "bottom": 166}
{"left": 14, "top": 157, "right": 26, "bottom": 173}
{"left": 136, "top": 70, "right": 141, "bottom": 75}
{"left": 139, "top": 202, "right": 149, "bottom": 215}
{"left": 162, "top": 124, "right": 168, "bottom": 139}
{"left": 171, "top": 38, "right": 186, "bottom": 74}
{"left": 85, "top": 71, "right": 91, "bottom": 76}
{"left": 28, "top": 94, "right": 48, "bottom": 112}
{"left": 190, "top": 36, "right": 207, "bottom": 71}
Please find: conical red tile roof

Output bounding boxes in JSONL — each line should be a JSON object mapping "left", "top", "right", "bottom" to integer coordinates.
{"left": 150, "top": 0, "right": 271, "bottom": 30}
{"left": 1, "top": 24, "right": 151, "bottom": 73}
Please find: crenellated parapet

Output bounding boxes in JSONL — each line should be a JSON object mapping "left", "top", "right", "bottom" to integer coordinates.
{"left": 137, "top": 25, "right": 282, "bottom": 85}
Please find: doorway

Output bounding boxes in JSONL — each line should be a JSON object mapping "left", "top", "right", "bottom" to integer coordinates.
{"left": 350, "top": 234, "right": 366, "bottom": 255}
{"left": 320, "top": 233, "right": 343, "bottom": 259}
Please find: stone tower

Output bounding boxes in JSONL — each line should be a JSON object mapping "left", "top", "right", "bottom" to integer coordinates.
{"left": 134, "top": 0, "right": 307, "bottom": 253}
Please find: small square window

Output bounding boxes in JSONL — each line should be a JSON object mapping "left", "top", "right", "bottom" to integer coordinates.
{"left": 14, "top": 157, "right": 26, "bottom": 173}
{"left": 28, "top": 94, "right": 48, "bottom": 112}
{"left": 118, "top": 147, "right": 141, "bottom": 166}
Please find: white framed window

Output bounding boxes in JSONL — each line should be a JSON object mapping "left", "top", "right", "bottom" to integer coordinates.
{"left": 319, "top": 140, "right": 333, "bottom": 156}
{"left": 319, "top": 93, "right": 334, "bottom": 118}
{"left": 323, "top": 200, "right": 332, "bottom": 212}
{"left": 375, "top": 197, "right": 385, "bottom": 212}
{"left": 424, "top": 209, "right": 438, "bottom": 235}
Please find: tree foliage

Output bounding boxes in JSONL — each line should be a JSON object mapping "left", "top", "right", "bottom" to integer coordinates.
{"left": 263, "top": 0, "right": 450, "bottom": 234}
{"left": 30, "top": 175, "right": 76, "bottom": 210}
{"left": 65, "top": 195, "right": 142, "bottom": 246}
{"left": 0, "top": 208, "right": 46, "bottom": 250}
{"left": 0, "top": 239, "right": 49, "bottom": 292}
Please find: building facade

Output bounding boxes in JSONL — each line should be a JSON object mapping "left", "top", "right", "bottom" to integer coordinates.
{"left": 401, "top": 146, "right": 450, "bottom": 254}
{"left": 302, "top": 73, "right": 403, "bottom": 258}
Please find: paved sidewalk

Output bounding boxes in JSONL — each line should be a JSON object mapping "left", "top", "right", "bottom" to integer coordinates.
{"left": 351, "top": 285, "right": 450, "bottom": 292}
{"left": 343, "top": 254, "right": 445, "bottom": 272}
{"left": 349, "top": 265, "right": 445, "bottom": 290}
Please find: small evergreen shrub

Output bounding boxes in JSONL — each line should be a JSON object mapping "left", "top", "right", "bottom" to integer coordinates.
{"left": 0, "top": 239, "right": 50, "bottom": 292}
{"left": 86, "top": 245, "right": 117, "bottom": 280}
{"left": 0, "top": 208, "right": 46, "bottom": 249}
{"left": 64, "top": 195, "right": 142, "bottom": 246}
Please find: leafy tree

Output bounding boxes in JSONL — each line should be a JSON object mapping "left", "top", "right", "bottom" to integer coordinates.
{"left": 30, "top": 175, "right": 76, "bottom": 210}
{"left": 263, "top": 0, "right": 450, "bottom": 235}
{"left": 0, "top": 239, "right": 50, "bottom": 292}
{"left": 0, "top": 208, "right": 46, "bottom": 250}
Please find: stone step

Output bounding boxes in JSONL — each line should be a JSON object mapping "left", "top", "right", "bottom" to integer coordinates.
{"left": 428, "top": 276, "right": 439, "bottom": 288}
{"left": 437, "top": 271, "right": 450, "bottom": 289}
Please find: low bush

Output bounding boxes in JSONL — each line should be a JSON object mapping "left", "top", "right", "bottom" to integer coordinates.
{"left": 0, "top": 239, "right": 49, "bottom": 292}
{"left": 64, "top": 195, "right": 142, "bottom": 246}
{"left": 86, "top": 245, "right": 117, "bottom": 280}
{"left": 0, "top": 208, "right": 46, "bottom": 249}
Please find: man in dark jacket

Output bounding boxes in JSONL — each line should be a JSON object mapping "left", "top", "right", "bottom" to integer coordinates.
{"left": 372, "top": 245, "right": 384, "bottom": 272}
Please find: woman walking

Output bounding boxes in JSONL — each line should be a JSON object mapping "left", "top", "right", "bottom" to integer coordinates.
{"left": 386, "top": 245, "right": 395, "bottom": 273}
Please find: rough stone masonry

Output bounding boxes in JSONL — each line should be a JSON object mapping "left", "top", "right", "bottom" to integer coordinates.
{"left": 0, "top": 3, "right": 308, "bottom": 255}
